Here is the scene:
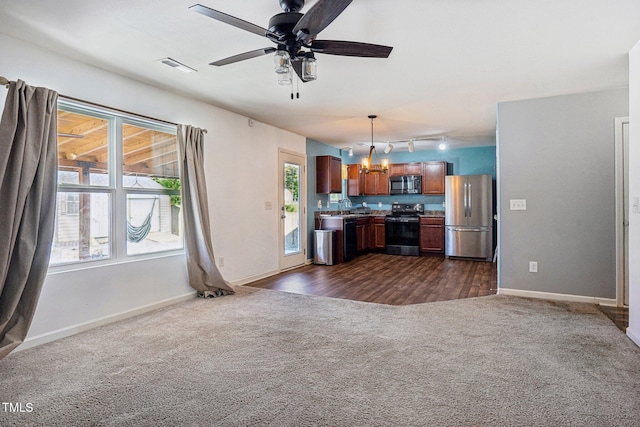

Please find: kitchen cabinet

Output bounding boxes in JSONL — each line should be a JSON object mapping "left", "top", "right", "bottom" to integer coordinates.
{"left": 420, "top": 217, "right": 445, "bottom": 253}
{"left": 389, "top": 162, "right": 423, "bottom": 176}
{"left": 316, "top": 155, "right": 342, "bottom": 194}
{"left": 356, "top": 217, "right": 371, "bottom": 251}
{"left": 347, "top": 163, "right": 364, "bottom": 196}
{"left": 422, "top": 161, "right": 447, "bottom": 194}
{"left": 371, "top": 216, "right": 386, "bottom": 249}
{"left": 363, "top": 170, "right": 389, "bottom": 195}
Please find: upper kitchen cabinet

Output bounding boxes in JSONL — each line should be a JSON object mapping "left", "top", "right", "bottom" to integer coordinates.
{"left": 423, "top": 161, "right": 447, "bottom": 194}
{"left": 389, "top": 162, "right": 423, "bottom": 176}
{"left": 316, "top": 155, "right": 342, "bottom": 194}
{"left": 347, "top": 163, "right": 364, "bottom": 196}
{"left": 363, "top": 170, "right": 389, "bottom": 195}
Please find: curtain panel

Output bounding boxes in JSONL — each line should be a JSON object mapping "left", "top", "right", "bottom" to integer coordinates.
{"left": 0, "top": 80, "right": 58, "bottom": 359}
{"left": 177, "top": 125, "right": 234, "bottom": 297}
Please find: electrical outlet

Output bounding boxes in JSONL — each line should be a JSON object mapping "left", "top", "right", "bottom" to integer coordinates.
{"left": 219, "top": 257, "right": 224, "bottom": 268}
{"left": 510, "top": 199, "right": 527, "bottom": 210}
{"left": 529, "top": 261, "right": 538, "bottom": 273}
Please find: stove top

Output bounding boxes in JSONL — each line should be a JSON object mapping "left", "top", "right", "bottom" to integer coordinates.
{"left": 390, "top": 203, "right": 424, "bottom": 216}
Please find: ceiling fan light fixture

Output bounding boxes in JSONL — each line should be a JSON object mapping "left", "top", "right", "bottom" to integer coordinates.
{"left": 274, "top": 49, "right": 291, "bottom": 74}
{"left": 277, "top": 68, "right": 293, "bottom": 85}
{"left": 302, "top": 52, "right": 317, "bottom": 81}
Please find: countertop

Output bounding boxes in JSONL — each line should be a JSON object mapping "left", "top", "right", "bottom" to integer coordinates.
{"left": 315, "top": 210, "right": 445, "bottom": 219}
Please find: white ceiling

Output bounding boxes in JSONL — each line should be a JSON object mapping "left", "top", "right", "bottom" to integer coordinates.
{"left": 1, "top": 0, "right": 639, "bottom": 153}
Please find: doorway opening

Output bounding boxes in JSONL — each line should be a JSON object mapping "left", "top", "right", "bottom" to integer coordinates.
{"left": 615, "top": 116, "right": 630, "bottom": 307}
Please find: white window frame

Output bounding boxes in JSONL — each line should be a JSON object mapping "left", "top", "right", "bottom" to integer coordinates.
{"left": 49, "top": 100, "right": 184, "bottom": 271}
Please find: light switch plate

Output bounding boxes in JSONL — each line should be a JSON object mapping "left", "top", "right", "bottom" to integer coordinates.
{"left": 265, "top": 201, "right": 272, "bottom": 210}
{"left": 510, "top": 199, "right": 527, "bottom": 210}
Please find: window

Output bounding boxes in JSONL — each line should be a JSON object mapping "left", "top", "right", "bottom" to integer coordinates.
{"left": 50, "top": 101, "right": 183, "bottom": 266}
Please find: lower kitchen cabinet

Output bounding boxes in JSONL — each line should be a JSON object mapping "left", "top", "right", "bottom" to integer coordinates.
{"left": 420, "top": 217, "right": 444, "bottom": 253}
{"left": 356, "top": 217, "right": 371, "bottom": 251}
{"left": 371, "top": 216, "right": 386, "bottom": 250}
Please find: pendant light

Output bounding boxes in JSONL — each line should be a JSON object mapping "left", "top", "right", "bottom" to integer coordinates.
{"left": 360, "top": 115, "right": 389, "bottom": 174}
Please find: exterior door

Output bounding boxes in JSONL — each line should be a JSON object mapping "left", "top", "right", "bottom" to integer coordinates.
{"left": 278, "top": 149, "right": 306, "bottom": 270}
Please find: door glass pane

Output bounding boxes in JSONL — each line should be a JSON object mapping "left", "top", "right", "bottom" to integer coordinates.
{"left": 284, "top": 162, "right": 301, "bottom": 255}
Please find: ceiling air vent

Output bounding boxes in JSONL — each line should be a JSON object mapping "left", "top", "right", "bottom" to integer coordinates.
{"left": 159, "top": 57, "right": 197, "bottom": 73}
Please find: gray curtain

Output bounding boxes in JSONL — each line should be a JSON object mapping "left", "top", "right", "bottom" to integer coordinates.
{"left": 177, "top": 125, "right": 234, "bottom": 297}
{"left": 0, "top": 80, "right": 59, "bottom": 359}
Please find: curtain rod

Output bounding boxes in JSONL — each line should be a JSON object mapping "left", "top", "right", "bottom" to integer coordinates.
{"left": 0, "top": 75, "right": 207, "bottom": 133}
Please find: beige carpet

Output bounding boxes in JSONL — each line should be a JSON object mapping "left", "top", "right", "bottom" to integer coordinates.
{"left": 1, "top": 287, "right": 639, "bottom": 426}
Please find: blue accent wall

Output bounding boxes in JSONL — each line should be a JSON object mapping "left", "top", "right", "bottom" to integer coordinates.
{"left": 305, "top": 139, "right": 496, "bottom": 259}
{"left": 341, "top": 146, "right": 496, "bottom": 211}
{"left": 306, "top": 139, "right": 341, "bottom": 258}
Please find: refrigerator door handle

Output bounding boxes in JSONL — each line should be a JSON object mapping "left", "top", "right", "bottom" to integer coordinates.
{"left": 449, "top": 227, "right": 485, "bottom": 232}
{"left": 464, "top": 182, "right": 469, "bottom": 218}
{"left": 468, "top": 183, "right": 472, "bottom": 218}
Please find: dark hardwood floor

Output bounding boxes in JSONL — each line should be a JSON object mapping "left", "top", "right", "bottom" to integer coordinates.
{"left": 247, "top": 254, "right": 629, "bottom": 333}
{"left": 246, "top": 252, "right": 497, "bottom": 305}
{"left": 597, "top": 305, "right": 629, "bottom": 332}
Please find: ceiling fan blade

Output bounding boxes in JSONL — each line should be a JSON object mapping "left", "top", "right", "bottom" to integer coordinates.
{"left": 210, "top": 47, "right": 277, "bottom": 66}
{"left": 293, "top": 0, "right": 352, "bottom": 42}
{"left": 189, "top": 4, "right": 276, "bottom": 38}
{"left": 311, "top": 40, "right": 393, "bottom": 58}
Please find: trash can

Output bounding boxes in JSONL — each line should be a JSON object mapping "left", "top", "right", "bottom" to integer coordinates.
{"left": 314, "top": 230, "right": 334, "bottom": 265}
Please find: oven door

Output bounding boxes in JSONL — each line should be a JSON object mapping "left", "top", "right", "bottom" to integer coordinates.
{"left": 385, "top": 216, "right": 420, "bottom": 256}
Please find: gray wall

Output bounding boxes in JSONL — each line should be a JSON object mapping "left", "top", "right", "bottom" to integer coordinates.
{"left": 497, "top": 89, "right": 628, "bottom": 299}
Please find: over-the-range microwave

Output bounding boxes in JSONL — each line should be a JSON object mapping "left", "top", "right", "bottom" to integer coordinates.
{"left": 389, "top": 175, "right": 422, "bottom": 195}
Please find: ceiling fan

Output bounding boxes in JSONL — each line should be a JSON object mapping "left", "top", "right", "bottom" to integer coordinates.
{"left": 189, "top": 0, "right": 393, "bottom": 83}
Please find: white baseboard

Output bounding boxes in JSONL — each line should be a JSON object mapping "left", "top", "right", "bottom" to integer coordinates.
{"left": 498, "top": 288, "right": 616, "bottom": 305}
{"left": 17, "top": 292, "right": 196, "bottom": 352}
{"left": 231, "top": 269, "right": 280, "bottom": 287}
{"left": 627, "top": 327, "right": 640, "bottom": 348}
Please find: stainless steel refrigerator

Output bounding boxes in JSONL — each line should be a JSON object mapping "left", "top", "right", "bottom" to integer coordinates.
{"left": 445, "top": 175, "right": 494, "bottom": 260}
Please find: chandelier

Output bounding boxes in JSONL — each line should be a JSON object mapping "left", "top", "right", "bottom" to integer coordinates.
{"left": 360, "top": 115, "right": 389, "bottom": 174}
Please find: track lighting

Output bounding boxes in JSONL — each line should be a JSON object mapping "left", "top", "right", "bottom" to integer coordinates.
{"left": 439, "top": 137, "right": 447, "bottom": 150}
{"left": 384, "top": 142, "right": 394, "bottom": 154}
{"left": 408, "top": 139, "right": 415, "bottom": 153}
{"left": 348, "top": 147, "right": 353, "bottom": 157}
